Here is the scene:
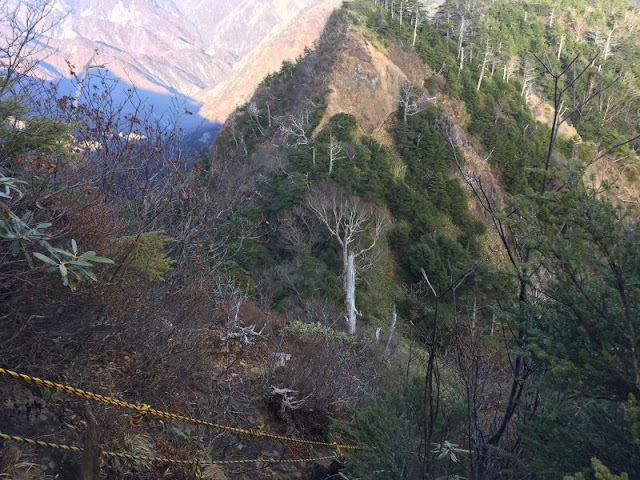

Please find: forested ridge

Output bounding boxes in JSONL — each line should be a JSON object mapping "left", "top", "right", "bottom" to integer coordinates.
{"left": 1, "top": 0, "right": 640, "bottom": 479}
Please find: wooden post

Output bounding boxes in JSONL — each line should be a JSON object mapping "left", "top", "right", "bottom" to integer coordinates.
{"left": 82, "top": 403, "right": 100, "bottom": 480}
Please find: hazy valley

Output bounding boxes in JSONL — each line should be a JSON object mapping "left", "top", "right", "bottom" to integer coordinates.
{"left": 20, "top": 0, "right": 343, "bottom": 133}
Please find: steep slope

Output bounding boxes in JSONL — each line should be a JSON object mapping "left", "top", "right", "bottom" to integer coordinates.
{"left": 209, "top": 1, "right": 489, "bottom": 324}
{"left": 4, "top": 1, "right": 640, "bottom": 479}
{"left": 315, "top": 31, "right": 426, "bottom": 136}
{"left": 209, "top": 1, "right": 640, "bottom": 476}
{"left": 200, "top": 0, "right": 342, "bottom": 122}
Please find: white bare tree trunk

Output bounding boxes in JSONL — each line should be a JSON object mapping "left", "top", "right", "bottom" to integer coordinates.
{"left": 399, "top": 82, "right": 420, "bottom": 123}
{"left": 385, "top": 304, "right": 397, "bottom": 355}
{"left": 73, "top": 53, "right": 105, "bottom": 110}
{"left": 307, "top": 185, "right": 387, "bottom": 336}
{"left": 471, "top": 297, "right": 477, "bottom": 333}
{"left": 504, "top": 57, "right": 516, "bottom": 83}
{"left": 345, "top": 252, "right": 357, "bottom": 335}
{"left": 329, "top": 134, "right": 344, "bottom": 174}
{"left": 476, "top": 40, "right": 490, "bottom": 91}
{"left": 490, "top": 309, "right": 496, "bottom": 336}
{"left": 599, "top": 26, "right": 617, "bottom": 71}
{"left": 521, "top": 57, "right": 536, "bottom": 102}
{"left": 457, "top": 15, "right": 466, "bottom": 64}
{"left": 557, "top": 34, "right": 565, "bottom": 61}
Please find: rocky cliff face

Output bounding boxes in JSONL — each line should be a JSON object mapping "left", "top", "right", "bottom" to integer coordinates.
{"left": 315, "top": 30, "right": 428, "bottom": 136}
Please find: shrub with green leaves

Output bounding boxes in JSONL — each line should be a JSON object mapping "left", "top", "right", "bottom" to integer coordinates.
{"left": 342, "top": 388, "right": 422, "bottom": 480}
{"left": 34, "top": 239, "right": 114, "bottom": 290}
{"left": 112, "top": 231, "right": 175, "bottom": 282}
{"left": 342, "top": 377, "right": 468, "bottom": 480}
{"left": 0, "top": 210, "right": 51, "bottom": 262}
{"left": 282, "top": 320, "right": 355, "bottom": 344}
{"left": 0, "top": 208, "right": 113, "bottom": 290}
{"left": 565, "top": 458, "right": 630, "bottom": 480}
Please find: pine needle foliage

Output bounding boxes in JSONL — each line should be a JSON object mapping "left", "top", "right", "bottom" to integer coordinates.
{"left": 113, "top": 231, "right": 175, "bottom": 282}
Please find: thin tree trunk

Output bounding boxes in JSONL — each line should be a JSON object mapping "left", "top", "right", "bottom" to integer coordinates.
{"left": 82, "top": 404, "right": 100, "bottom": 480}
{"left": 457, "top": 16, "right": 466, "bottom": 62}
{"left": 471, "top": 297, "right": 477, "bottom": 333}
{"left": 557, "top": 34, "right": 565, "bottom": 61}
{"left": 345, "top": 252, "right": 357, "bottom": 335}
{"left": 385, "top": 304, "right": 397, "bottom": 355}
{"left": 477, "top": 41, "right": 490, "bottom": 91}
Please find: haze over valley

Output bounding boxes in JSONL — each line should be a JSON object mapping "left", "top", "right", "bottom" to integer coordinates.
{"left": 26, "top": 0, "right": 344, "bottom": 137}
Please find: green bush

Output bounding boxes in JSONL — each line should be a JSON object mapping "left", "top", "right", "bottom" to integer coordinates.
{"left": 282, "top": 320, "right": 354, "bottom": 344}
{"left": 113, "top": 231, "right": 175, "bottom": 282}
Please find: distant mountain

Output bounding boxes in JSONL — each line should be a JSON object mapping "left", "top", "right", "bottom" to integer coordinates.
{"left": 31, "top": 0, "right": 342, "bottom": 125}
{"left": 199, "top": 0, "right": 343, "bottom": 122}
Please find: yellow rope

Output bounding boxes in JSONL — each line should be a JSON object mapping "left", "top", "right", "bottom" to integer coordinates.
{"left": 0, "top": 431, "right": 82, "bottom": 453}
{"left": 0, "top": 367, "right": 367, "bottom": 451}
{"left": 0, "top": 431, "right": 337, "bottom": 467}
{"left": 103, "top": 449, "right": 338, "bottom": 466}
{"left": 128, "top": 403, "right": 150, "bottom": 426}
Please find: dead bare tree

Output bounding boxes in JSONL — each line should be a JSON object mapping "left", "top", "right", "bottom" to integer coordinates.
{"left": 70, "top": 49, "right": 105, "bottom": 111}
{"left": 384, "top": 304, "right": 397, "bottom": 356}
{"left": 502, "top": 56, "right": 517, "bottom": 83}
{"left": 594, "top": 24, "right": 618, "bottom": 71}
{"left": 328, "top": 133, "right": 345, "bottom": 175}
{"left": 278, "top": 102, "right": 316, "bottom": 147}
{"left": 210, "top": 276, "right": 264, "bottom": 344}
{"left": 399, "top": 82, "right": 436, "bottom": 124}
{"left": 410, "top": 0, "right": 426, "bottom": 47}
{"left": 400, "top": 82, "right": 420, "bottom": 124}
{"left": 457, "top": 15, "right": 467, "bottom": 70}
{"left": 476, "top": 40, "right": 491, "bottom": 91}
{"left": 520, "top": 56, "right": 537, "bottom": 102}
{"left": 247, "top": 101, "right": 265, "bottom": 136}
{"left": 307, "top": 183, "right": 387, "bottom": 335}
{"left": 269, "top": 386, "right": 313, "bottom": 414}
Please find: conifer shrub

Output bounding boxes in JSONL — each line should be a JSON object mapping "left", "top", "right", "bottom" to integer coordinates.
{"left": 112, "top": 231, "right": 175, "bottom": 282}
{"left": 341, "top": 376, "right": 468, "bottom": 480}
{"left": 564, "top": 458, "right": 630, "bottom": 480}
{"left": 519, "top": 397, "right": 640, "bottom": 478}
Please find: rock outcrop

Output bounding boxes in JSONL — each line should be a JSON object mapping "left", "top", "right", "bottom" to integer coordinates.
{"left": 316, "top": 30, "right": 428, "bottom": 136}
